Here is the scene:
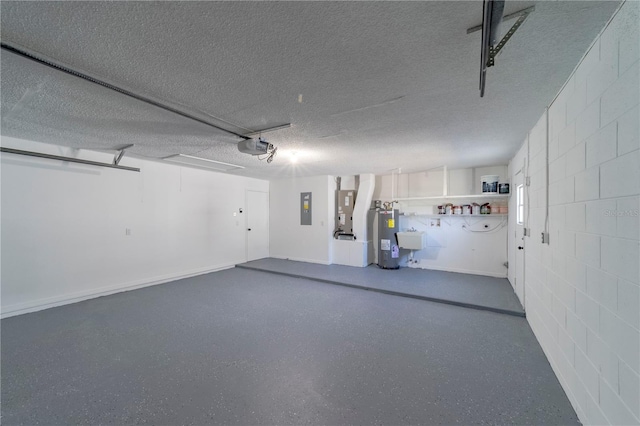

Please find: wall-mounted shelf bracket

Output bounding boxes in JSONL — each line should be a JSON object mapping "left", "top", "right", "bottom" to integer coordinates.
{"left": 467, "top": 5, "right": 535, "bottom": 67}
{"left": 113, "top": 144, "right": 134, "bottom": 165}
{"left": 487, "top": 10, "right": 532, "bottom": 66}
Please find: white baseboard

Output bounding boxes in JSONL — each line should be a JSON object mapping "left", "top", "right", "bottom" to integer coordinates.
{"left": 331, "top": 261, "right": 368, "bottom": 267}
{"left": 1, "top": 263, "right": 236, "bottom": 319}
{"left": 269, "top": 255, "right": 332, "bottom": 266}
{"left": 407, "top": 264, "right": 507, "bottom": 278}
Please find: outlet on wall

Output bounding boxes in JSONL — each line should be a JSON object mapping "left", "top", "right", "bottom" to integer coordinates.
{"left": 125, "top": 228, "right": 132, "bottom": 236}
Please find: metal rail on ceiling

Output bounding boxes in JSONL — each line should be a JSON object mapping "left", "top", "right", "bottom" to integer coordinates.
{"left": 1, "top": 42, "right": 253, "bottom": 140}
{"left": 0, "top": 147, "right": 141, "bottom": 172}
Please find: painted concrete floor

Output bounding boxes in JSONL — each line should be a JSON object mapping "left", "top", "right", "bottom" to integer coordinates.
{"left": 238, "top": 258, "right": 525, "bottom": 316}
{"left": 1, "top": 268, "right": 576, "bottom": 425}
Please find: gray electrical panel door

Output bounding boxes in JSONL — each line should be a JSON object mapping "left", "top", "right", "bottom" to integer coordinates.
{"left": 301, "top": 192, "right": 312, "bottom": 225}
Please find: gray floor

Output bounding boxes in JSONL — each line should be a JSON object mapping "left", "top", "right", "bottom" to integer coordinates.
{"left": 238, "top": 258, "right": 525, "bottom": 316}
{"left": 1, "top": 268, "right": 576, "bottom": 425}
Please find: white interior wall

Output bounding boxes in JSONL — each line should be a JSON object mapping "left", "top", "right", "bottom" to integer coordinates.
{"left": 269, "top": 175, "right": 335, "bottom": 265}
{"left": 406, "top": 169, "right": 444, "bottom": 197}
{"left": 398, "top": 214, "right": 508, "bottom": 277}
{"left": 510, "top": 2, "right": 639, "bottom": 424}
{"left": 448, "top": 168, "right": 474, "bottom": 195}
{"left": 0, "top": 137, "right": 269, "bottom": 318}
{"left": 373, "top": 166, "right": 509, "bottom": 277}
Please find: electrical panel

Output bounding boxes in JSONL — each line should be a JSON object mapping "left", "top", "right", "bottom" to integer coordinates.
{"left": 301, "top": 192, "right": 312, "bottom": 225}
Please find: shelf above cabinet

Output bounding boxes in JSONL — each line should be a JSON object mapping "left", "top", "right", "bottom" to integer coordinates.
{"left": 395, "top": 194, "right": 510, "bottom": 202}
{"left": 402, "top": 213, "right": 508, "bottom": 218}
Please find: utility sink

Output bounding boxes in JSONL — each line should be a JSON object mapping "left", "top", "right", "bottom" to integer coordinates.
{"left": 396, "top": 231, "right": 427, "bottom": 250}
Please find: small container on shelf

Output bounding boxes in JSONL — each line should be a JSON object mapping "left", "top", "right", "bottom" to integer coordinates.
{"left": 472, "top": 203, "right": 481, "bottom": 215}
{"left": 482, "top": 175, "right": 500, "bottom": 194}
{"left": 480, "top": 203, "right": 491, "bottom": 214}
{"left": 437, "top": 205, "right": 445, "bottom": 214}
{"left": 462, "top": 204, "right": 472, "bottom": 215}
{"left": 453, "top": 205, "right": 462, "bottom": 215}
{"left": 494, "top": 201, "right": 508, "bottom": 214}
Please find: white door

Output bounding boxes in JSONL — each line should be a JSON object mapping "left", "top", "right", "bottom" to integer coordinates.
{"left": 513, "top": 172, "right": 526, "bottom": 306}
{"left": 246, "top": 190, "right": 269, "bottom": 261}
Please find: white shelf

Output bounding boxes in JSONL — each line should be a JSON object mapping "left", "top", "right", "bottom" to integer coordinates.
{"left": 402, "top": 213, "right": 508, "bottom": 217}
{"left": 395, "top": 194, "right": 510, "bottom": 202}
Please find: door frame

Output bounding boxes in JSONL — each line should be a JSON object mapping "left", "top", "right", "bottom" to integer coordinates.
{"left": 512, "top": 169, "right": 526, "bottom": 308}
{"left": 245, "top": 189, "right": 270, "bottom": 262}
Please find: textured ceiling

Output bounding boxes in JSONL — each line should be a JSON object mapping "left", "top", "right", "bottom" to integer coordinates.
{"left": 0, "top": 1, "right": 620, "bottom": 179}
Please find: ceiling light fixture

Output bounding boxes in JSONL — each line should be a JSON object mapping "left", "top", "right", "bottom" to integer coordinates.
{"left": 279, "top": 149, "right": 316, "bottom": 165}
{"left": 163, "top": 154, "right": 245, "bottom": 172}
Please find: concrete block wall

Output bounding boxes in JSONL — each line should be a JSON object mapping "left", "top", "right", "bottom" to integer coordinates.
{"left": 519, "top": 2, "right": 639, "bottom": 424}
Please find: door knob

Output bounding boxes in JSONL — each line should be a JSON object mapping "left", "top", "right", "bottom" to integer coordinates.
{"left": 518, "top": 246, "right": 524, "bottom": 250}
{"left": 248, "top": 228, "right": 252, "bottom": 231}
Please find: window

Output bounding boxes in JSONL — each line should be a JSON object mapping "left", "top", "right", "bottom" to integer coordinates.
{"left": 516, "top": 184, "right": 524, "bottom": 225}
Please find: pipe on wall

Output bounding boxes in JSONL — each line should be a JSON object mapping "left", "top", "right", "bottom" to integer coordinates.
{"left": 352, "top": 174, "right": 375, "bottom": 241}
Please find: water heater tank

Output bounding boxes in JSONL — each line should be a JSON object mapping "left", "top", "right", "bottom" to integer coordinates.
{"left": 378, "top": 209, "right": 400, "bottom": 269}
